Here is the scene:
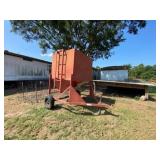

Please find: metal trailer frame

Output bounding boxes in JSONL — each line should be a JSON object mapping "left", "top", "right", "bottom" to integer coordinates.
{"left": 48, "top": 80, "right": 110, "bottom": 109}
{"left": 93, "top": 80, "right": 156, "bottom": 100}
{"left": 45, "top": 49, "right": 111, "bottom": 112}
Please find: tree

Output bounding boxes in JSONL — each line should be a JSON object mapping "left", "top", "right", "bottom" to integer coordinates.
{"left": 141, "top": 65, "right": 156, "bottom": 80}
{"left": 10, "top": 20, "right": 146, "bottom": 61}
{"left": 128, "top": 64, "right": 156, "bottom": 81}
{"left": 135, "top": 64, "right": 145, "bottom": 78}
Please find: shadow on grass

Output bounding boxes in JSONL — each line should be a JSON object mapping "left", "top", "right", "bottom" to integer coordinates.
{"left": 51, "top": 104, "right": 62, "bottom": 110}
{"left": 50, "top": 94, "right": 118, "bottom": 116}
{"left": 63, "top": 106, "right": 119, "bottom": 117}
{"left": 82, "top": 95, "right": 116, "bottom": 106}
{"left": 52, "top": 104, "right": 119, "bottom": 117}
{"left": 100, "top": 97, "right": 116, "bottom": 105}
{"left": 148, "top": 96, "right": 156, "bottom": 102}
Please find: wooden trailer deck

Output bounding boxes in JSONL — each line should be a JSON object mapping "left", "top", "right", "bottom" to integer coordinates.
{"left": 93, "top": 80, "right": 156, "bottom": 99}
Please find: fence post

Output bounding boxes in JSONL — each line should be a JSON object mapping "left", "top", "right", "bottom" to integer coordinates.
{"left": 22, "top": 81, "right": 24, "bottom": 101}
{"left": 35, "top": 81, "right": 38, "bottom": 103}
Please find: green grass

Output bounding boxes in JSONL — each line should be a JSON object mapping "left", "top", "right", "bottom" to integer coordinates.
{"left": 5, "top": 108, "right": 51, "bottom": 139}
{"left": 148, "top": 86, "right": 156, "bottom": 93}
{"left": 4, "top": 98, "right": 156, "bottom": 140}
{"left": 148, "top": 86, "right": 156, "bottom": 99}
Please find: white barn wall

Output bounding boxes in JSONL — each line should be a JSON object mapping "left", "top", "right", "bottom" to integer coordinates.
{"left": 4, "top": 54, "right": 50, "bottom": 81}
{"left": 100, "top": 70, "right": 128, "bottom": 81}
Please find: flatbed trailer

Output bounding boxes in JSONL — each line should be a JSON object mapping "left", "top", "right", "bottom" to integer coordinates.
{"left": 93, "top": 80, "right": 156, "bottom": 99}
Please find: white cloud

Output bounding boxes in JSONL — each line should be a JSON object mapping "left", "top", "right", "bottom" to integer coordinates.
{"left": 40, "top": 53, "right": 52, "bottom": 57}
{"left": 48, "top": 53, "right": 53, "bottom": 57}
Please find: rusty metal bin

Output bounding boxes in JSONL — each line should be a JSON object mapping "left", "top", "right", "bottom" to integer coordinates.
{"left": 51, "top": 49, "right": 92, "bottom": 93}
{"left": 46, "top": 49, "right": 110, "bottom": 111}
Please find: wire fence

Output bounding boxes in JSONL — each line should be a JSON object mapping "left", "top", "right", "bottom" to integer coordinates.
{"left": 5, "top": 81, "right": 49, "bottom": 104}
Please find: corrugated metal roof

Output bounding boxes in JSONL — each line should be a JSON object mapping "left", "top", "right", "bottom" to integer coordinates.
{"left": 100, "top": 66, "right": 128, "bottom": 70}
{"left": 4, "top": 50, "right": 51, "bottom": 64}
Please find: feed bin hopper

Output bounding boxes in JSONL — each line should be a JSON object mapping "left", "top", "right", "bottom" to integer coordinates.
{"left": 51, "top": 49, "right": 92, "bottom": 93}
{"left": 45, "top": 49, "right": 110, "bottom": 111}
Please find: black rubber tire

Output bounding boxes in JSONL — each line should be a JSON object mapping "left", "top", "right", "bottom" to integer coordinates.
{"left": 45, "top": 95, "right": 55, "bottom": 109}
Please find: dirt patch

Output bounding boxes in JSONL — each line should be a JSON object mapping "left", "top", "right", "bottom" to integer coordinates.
{"left": 4, "top": 89, "right": 48, "bottom": 116}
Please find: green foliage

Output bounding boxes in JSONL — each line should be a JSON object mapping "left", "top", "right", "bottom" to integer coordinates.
{"left": 128, "top": 64, "right": 156, "bottom": 81}
{"left": 10, "top": 20, "right": 146, "bottom": 61}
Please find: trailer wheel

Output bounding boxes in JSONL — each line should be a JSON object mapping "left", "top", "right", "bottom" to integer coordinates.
{"left": 45, "top": 95, "right": 55, "bottom": 109}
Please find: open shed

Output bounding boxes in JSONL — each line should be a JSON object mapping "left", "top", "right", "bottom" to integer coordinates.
{"left": 4, "top": 50, "right": 51, "bottom": 82}
{"left": 100, "top": 66, "right": 128, "bottom": 81}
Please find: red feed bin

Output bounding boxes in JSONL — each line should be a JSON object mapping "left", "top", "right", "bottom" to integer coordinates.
{"left": 51, "top": 49, "right": 92, "bottom": 93}
{"left": 46, "top": 48, "right": 110, "bottom": 111}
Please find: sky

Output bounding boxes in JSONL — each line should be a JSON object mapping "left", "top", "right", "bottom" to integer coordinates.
{"left": 4, "top": 20, "right": 156, "bottom": 67}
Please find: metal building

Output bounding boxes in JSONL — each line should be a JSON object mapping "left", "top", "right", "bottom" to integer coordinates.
{"left": 4, "top": 50, "right": 51, "bottom": 82}
{"left": 100, "top": 66, "right": 128, "bottom": 81}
